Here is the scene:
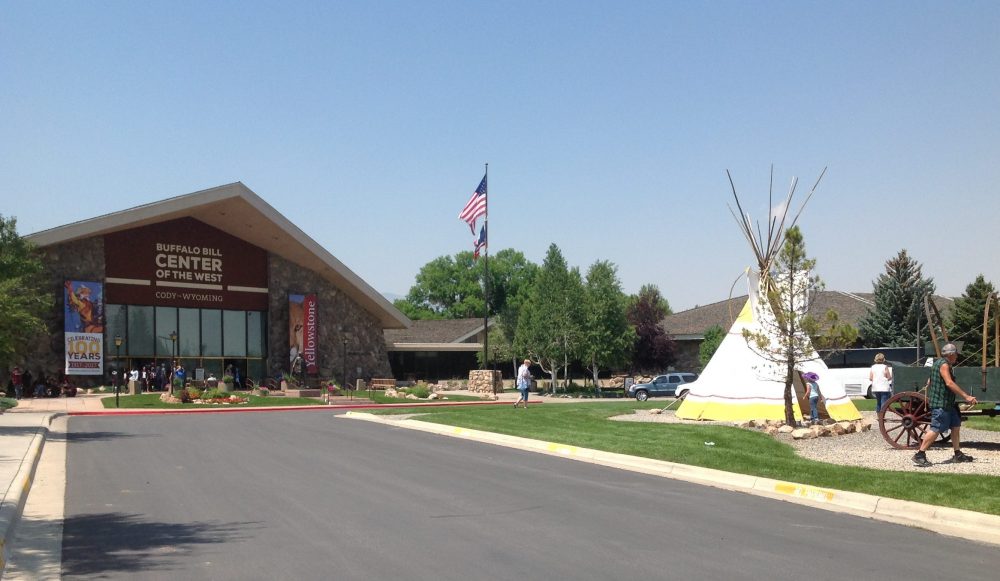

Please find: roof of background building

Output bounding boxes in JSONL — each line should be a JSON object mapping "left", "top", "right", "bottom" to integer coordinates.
{"left": 662, "top": 291, "right": 954, "bottom": 338}
{"left": 384, "top": 318, "right": 489, "bottom": 351}
{"left": 26, "top": 182, "right": 410, "bottom": 329}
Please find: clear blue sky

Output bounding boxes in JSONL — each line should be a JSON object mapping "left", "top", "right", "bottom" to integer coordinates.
{"left": 3, "top": 1, "right": 998, "bottom": 311}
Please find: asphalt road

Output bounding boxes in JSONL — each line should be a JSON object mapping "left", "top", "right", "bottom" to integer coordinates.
{"left": 60, "top": 411, "right": 1000, "bottom": 580}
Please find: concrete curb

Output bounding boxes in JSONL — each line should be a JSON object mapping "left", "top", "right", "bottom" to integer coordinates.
{"left": 66, "top": 399, "right": 537, "bottom": 416}
{"left": 0, "top": 413, "right": 60, "bottom": 576}
{"left": 342, "top": 411, "right": 1000, "bottom": 546}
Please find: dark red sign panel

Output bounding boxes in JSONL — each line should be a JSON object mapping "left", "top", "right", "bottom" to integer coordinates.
{"left": 104, "top": 218, "right": 268, "bottom": 310}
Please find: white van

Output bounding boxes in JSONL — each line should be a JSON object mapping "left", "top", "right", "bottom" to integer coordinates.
{"left": 820, "top": 367, "right": 873, "bottom": 398}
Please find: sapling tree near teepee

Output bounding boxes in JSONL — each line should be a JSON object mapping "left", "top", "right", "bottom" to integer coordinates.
{"left": 743, "top": 225, "right": 822, "bottom": 425}
{"left": 730, "top": 168, "right": 853, "bottom": 425}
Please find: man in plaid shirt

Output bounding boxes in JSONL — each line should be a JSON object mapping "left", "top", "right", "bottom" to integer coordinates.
{"left": 912, "top": 343, "right": 979, "bottom": 467}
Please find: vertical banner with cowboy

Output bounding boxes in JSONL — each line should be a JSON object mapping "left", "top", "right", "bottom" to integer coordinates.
{"left": 288, "top": 293, "right": 318, "bottom": 375}
{"left": 64, "top": 280, "right": 105, "bottom": 375}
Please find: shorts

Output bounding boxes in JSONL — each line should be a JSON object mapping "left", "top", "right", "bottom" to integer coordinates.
{"left": 930, "top": 407, "right": 962, "bottom": 433}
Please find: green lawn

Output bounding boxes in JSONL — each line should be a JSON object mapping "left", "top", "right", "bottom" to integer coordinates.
{"left": 370, "top": 401, "right": 1000, "bottom": 515}
{"left": 101, "top": 393, "right": 328, "bottom": 409}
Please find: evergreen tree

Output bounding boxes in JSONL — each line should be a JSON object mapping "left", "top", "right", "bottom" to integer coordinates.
{"left": 514, "top": 244, "right": 584, "bottom": 392}
{"left": 858, "top": 250, "right": 936, "bottom": 347}
{"left": 698, "top": 325, "right": 724, "bottom": 369}
{"left": 947, "top": 274, "right": 996, "bottom": 366}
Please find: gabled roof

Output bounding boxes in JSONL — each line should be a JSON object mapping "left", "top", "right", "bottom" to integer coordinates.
{"left": 25, "top": 182, "right": 410, "bottom": 329}
{"left": 384, "top": 318, "right": 491, "bottom": 351}
{"left": 663, "top": 290, "right": 953, "bottom": 339}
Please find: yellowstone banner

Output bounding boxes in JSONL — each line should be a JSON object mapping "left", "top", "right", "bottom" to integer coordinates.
{"left": 64, "top": 280, "right": 105, "bottom": 375}
{"left": 289, "top": 293, "right": 318, "bottom": 374}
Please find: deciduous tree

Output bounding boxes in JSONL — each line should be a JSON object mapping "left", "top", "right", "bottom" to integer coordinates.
{"left": 581, "top": 260, "right": 635, "bottom": 389}
{"left": 0, "top": 215, "right": 52, "bottom": 370}
{"left": 626, "top": 284, "right": 675, "bottom": 373}
{"left": 394, "top": 249, "right": 537, "bottom": 325}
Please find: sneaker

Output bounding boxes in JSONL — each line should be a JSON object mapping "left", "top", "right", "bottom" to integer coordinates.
{"left": 953, "top": 450, "right": 974, "bottom": 463}
{"left": 912, "top": 451, "right": 932, "bottom": 468}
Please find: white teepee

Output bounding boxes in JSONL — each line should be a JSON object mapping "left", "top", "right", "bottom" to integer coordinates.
{"left": 676, "top": 169, "right": 860, "bottom": 422}
{"left": 676, "top": 271, "right": 860, "bottom": 421}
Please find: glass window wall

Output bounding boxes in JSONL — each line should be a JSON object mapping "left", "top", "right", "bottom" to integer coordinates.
{"left": 201, "top": 310, "right": 222, "bottom": 357}
{"left": 155, "top": 307, "right": 177, "bottom": 358}
{"left": 223, "top": 310, "right": 247, "bottom": 356}
{"left": 127, "top": 306, "right": 155, "bottom": 357}
{"left": 247, "top": 311, "right": 265, "bottom": 357}
{"left": 178, "top": 308, "right": 200, "bottom": 356}
{"left": 106, "top": 305, "right": 266, "bottom": 382}
{"left": 105, "top": 304, "right": 127, "bottom": 358}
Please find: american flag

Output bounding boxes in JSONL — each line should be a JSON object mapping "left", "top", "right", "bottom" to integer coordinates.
{"left": 473, "top": 224, "right": 487, "bottom": 259}
{"left": 458, "top": 174, "right": 487, "bottom": 234}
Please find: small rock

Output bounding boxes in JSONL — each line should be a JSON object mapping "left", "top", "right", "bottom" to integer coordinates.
{"left": 791, "top": 428, "right": 815, "bottom": 439}
{"left": 777, "top": 424, "right": 795, "bottom": 434}
{"left": 764, "top": 425, "right": 779, "bottom": 436}
{"left": 427, "top": 393, "right": 439, "bottom": 400}
{"left": 649, "top": 408, "right": 663, "bottom": 415}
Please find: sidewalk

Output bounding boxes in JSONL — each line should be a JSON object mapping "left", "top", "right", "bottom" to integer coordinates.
{"left": 0, "top": 410, "right": 57, "bottom": 575}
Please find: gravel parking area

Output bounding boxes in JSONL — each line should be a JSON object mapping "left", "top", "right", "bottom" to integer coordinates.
{"left": 613, "top": 409, "right": 1000, "bottom": 475}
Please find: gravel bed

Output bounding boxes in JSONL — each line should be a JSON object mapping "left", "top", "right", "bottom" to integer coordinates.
{"left": 613, "top": 410, "right": 1000, "bottom": 475}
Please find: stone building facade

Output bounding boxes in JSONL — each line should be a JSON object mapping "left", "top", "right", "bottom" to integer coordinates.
{"left": 22, "top": 183, "right": 407, "bottom": 388}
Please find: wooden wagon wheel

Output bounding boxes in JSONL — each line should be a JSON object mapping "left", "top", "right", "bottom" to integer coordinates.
{"left": 879, "top": 391, "right": 932, "bottom": 449}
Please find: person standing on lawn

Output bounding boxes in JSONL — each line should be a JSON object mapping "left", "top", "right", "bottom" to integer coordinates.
{"left": 912, "top": 343, "right": 978, "bottom": 467}
{"left": 514, "top": 358, "right": 532, "bottom": 409}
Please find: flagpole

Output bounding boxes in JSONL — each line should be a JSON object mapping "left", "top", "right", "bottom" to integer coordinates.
{"left": 482, "top": 162, "right": 489, "bottom": 371}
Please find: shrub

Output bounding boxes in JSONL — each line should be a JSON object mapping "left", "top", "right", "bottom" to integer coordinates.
{"left": 186, "top": 386, "right": 202, "bottom": 399}
{"left": 221, "top": 375, "right": 234, "bottom": 384}
{"left": 201, "top": 388, "right": 225, "bottom": 400}
{"left": 401, "top": 384, "right": 431, "bottom": 399}
{"left": 257, "top": 387, "right": 270, "bottom": 397}
{"left": 178, "top": 389, "right": 192, "bottom": 403}
{"left": 1, "top": 397, "right": 16, "bottom": 411}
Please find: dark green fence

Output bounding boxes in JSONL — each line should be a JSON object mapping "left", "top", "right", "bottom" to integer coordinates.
{"left": 893, "top": 366, "right": 1000, "bottom": 401}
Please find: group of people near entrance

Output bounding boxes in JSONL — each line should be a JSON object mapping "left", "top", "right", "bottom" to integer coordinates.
{"left": 6, "top": 366, "right": 78, "bottom": 399}
{"left": 114, "top": 363, "right": 177, "bottom": 392}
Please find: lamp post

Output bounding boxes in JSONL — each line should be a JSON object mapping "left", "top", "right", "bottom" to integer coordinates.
{"left": 169, "top": 331, "right": 178, "bottom": 393}
{"left": 342, "top": 336, "right": 348, "bottom": 399}
{"left": 114, "top": 335, "right": 123, "bottom": 408}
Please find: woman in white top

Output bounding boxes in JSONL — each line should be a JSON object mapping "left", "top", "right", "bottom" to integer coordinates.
{"left": 869, "top": 353, "right": 893, "bottom": 412}
{"left": 514, "top": 358, "right": 532, "bottom": 409}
